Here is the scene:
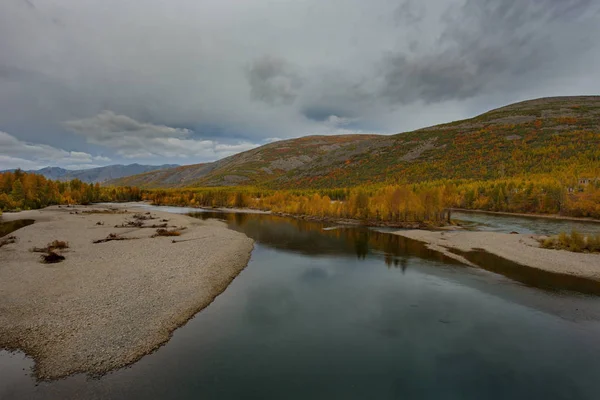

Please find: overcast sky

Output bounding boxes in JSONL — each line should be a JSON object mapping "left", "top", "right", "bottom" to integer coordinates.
{"left": 1, "top": 0, "right": 599, "bottom": 170}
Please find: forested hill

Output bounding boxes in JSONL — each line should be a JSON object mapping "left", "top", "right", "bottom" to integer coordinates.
{"left": 110, "top": 96, "right": 600, "bottom": 189}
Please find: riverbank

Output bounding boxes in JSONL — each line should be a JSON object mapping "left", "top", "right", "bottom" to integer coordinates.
{"left": 392, "top": 230, "right": 600, "bottom": 281}
{"left": 0, "top": 204, "right": 254, "bottom": 380}
{"left": 112, "top": 201, "right": 273, "bottom": 215}
{"left": 451, "top": 208, "right": 600, "bottom": 224}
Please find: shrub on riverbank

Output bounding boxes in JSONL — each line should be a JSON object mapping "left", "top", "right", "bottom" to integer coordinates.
{"left": 32, "top": 240, "right": 69, "bottom": 253}
{"left": 41, "top": 251, "right": 66, "bottom": 264}
{"left": 31, "top": 239, "right": 69, "bottom": 264}
{"left": 152, "top": 228, "right": 181, "bottom": 237}
{"left": 541, "top": 230, "right": 600, "bottom": 253}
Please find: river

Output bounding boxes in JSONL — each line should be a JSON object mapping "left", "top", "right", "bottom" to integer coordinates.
{"left": 452, "top": 210, "right": 600, "bottom": 235}
{"left": 2, "top": 207, "right": 600, "bottom": 399}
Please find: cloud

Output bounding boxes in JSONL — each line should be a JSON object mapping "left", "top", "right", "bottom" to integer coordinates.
{"left": 65, "top": 111, "right": 259, "bottom": 160}
{"left": 214, "top": 142, "right": 260, "bottom": 155}
{"left": 1, "top": 0, "right": 600, "bottom": 167}
{"left": 379, "top": 0, "right": 600, "bottom": 104}
{"left": 247, "top": 56, "right": 303, "bottom": 106}
{"left": 62, "top": 164, "right": 104, "bottom": 170}
{"left": 0, "top": 155, "right": 42, "bottom": 171}
{"left": 64, "top": 111, "right": 191, "bottom": 141}
{"left": 263, "top": 137, "right": 283, "bottom": 143}
{"left": 0, "top": 131, "right": 108, "bottom": 170}
{"left": 394, "top": 0, "right": 426, "bottom": 26}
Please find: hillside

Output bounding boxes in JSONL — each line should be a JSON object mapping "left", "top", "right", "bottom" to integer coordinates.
{"left": 110, "top": 96, "right": 600, "bottom": 189}
{"left": 8, "top": 164, "right": 178, "bottom": 183}
{"left": 110, "top": 135, "right": 380, "bottom": 187}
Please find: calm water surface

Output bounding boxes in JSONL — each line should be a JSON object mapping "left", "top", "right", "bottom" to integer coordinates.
{"left": 0, "top": 219, "right": 34, "bottom": 237}
{"left": 453, "top": 210, "right": 600, "bottom": 235}
{"left": 2, "top": 208, "right": 600, "bottom": 399}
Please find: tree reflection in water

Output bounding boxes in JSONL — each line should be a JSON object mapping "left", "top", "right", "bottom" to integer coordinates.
{"left": 190, "top": 212, "right": 458, "bottom": 268}
{"left": 190, "top": 211, "right": 600, "bottom": 295}
{"left": 0, "top": 219, "right": 34, "bottom": 237}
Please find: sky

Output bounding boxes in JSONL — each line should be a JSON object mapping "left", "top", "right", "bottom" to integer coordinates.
{"left": 1, "top": 0, "right": 599, "bottom": 170}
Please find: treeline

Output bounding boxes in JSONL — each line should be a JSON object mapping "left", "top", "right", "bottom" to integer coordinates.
{"left": 144, "top": 174, "right": 600, "bottom": 221}
{"left": 454, "top": 176, "right": 600, "bottom": 218}
{"left": 2, "top": 169, "right": 598, "bottom": 223}
{"left": 0, "top": 170, "right": 142, "bottom": 212}
{"left": 146, "top": 184, "right": 453, "bottom": 224}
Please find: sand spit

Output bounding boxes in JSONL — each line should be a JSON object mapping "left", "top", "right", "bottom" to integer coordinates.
{"left": 393, "top": 230, "right": 600, "bottom": 280}
{"left": 0, "top": 205, "right": 254, "bottom": 380}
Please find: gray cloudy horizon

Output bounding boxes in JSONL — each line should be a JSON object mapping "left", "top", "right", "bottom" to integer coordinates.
{"left": 1, "top": 0, "right": 599, "bottom": 170}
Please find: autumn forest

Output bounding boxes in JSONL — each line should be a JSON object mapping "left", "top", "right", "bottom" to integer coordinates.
{"left": 2, "top": 168, "right": 599, "bottom": 224}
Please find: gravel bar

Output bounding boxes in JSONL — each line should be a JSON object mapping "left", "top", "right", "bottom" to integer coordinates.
{"left": 0, "top": 205, "right": 253, "bottom": 380}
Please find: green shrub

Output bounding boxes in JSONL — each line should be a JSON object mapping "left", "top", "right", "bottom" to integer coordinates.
{"left": 152, "top": 228, "right": 181, "bottom": 237}
{"left": 540, "top": 230, "right": 600, "bottom": 253}
{"left": 557, "top": 232, "right": 569, "bottom": 249}
{"left": 541, "top": 237, "right": 555, "bottom": 249}
{"left": 569, "top": 229, "right": 585, "bottom": 252}
{"left": 588, "top": 234, "right": 600, "bottom": 253}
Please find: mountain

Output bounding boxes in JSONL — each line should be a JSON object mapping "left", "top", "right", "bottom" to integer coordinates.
{"left": 108, "top": 135, "right": 380, "bottom": 187}
{"left": 35, "top": 167, "right": 70, "bottom": 181}
{"left": 110, "top": 96, "right": 600, "bottom": 189}
{"left": 11, "top": 164, "right": 179, "bottom": 183}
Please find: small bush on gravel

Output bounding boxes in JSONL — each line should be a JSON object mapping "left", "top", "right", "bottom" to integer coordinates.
{"left": 32, "top": 240, "right": 69, "bottom": 253}
{"left": 133, "top": 213, "right": 156, "bottom": 221}
{"left": 48, "top": 240, "right": 69, "bottom": 250}
{"left": 0, "top": 236, "right": 17, "bottom": 248}
{"left": 32, "top": 240, "right": 69, "bottom": 263}
{"left": 82, "top": 209, "right": 127, "bottom": 215}
{"left": 152, "top": 228, "right": 181, "bottom": 237}
{"left": 93, "top": 233, "right": 134, "bottom": 243}
{"left": 41, "top": 251, "right": 65, "bottom": 264}
{"left": 115, "top": 220, "right": 144, "bottom": 228}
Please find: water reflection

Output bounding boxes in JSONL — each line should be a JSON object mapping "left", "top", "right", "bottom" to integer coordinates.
{"left": 245, "top": 286, "right": 298, "bottom": 327}
{"left": 190, "top": 212, "right": 460, "bottom": 268}
{"left": 453, "top": 211, "right": 600, "bottom": 235}
{"left": 0, "top": 219, "right": 35, "bottom": 237}
{"left": 191, "top": 212, "right": 600, "bottom": 296}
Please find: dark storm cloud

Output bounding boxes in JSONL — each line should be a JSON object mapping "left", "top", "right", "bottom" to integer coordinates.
{"left": 380, "top": 0, "right": 600, "bottom": 104}
{"left": 247, "top": 56, "right": 303, "bottom": 106}
{"left": 302, "top": 107, "right": 352, "bottom": 122}
{"left": 394, "top": 0, "right": 426, "bottom": 25}
{"left": 299, "top": 71, "right": 376, "bottom": 125}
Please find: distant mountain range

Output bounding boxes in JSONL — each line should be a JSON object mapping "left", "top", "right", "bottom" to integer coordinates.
{"left": 6, "top": 164, "right": 178, "bottom": 183}
{"left": 109, "top": 96, "right": 600, "bottom": 189}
